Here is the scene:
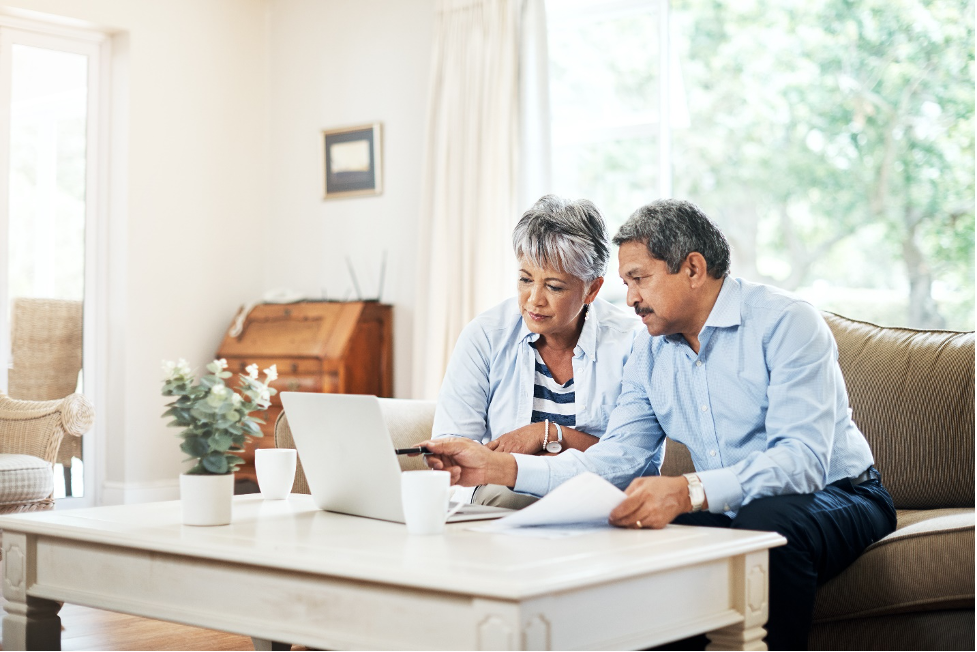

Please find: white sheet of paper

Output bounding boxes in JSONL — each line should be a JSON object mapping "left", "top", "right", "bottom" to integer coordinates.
{"left": 475, "top": 472, "right": 626, "bottom": 530}
{"left": 470, "top": 521, "right": 612, "bottom": 538}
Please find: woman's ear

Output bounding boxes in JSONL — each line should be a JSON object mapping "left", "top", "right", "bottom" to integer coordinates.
{"left": 584, "top": 276, "right": 604, "bottom": 303}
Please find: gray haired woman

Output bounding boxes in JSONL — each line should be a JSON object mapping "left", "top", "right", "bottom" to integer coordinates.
{"left": 432, "top": 195, "right": 641, "bottom": 508}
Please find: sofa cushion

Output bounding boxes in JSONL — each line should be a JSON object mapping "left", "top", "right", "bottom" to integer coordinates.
{"left": 824, "top": 312, "right": 975, "bottom": 509}
{"left": 813, "top": 508, "right": 975, "bottom": 622}
{"left": 809, "top": 609, "right": 975, "bottom": 651}
{"left": 0, "top": 453, "right": 53, "bottom": 506}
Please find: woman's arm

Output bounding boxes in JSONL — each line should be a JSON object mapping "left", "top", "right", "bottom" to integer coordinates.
{"left": 485, "top": 422, "right": 599, "bottom": 454}
{"left": 432, "top": 322, "right": 493, "bottom": 441}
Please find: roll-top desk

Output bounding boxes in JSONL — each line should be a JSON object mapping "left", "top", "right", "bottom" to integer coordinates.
{"left": 216, "top": 301, "right": 393, "bottom": 484}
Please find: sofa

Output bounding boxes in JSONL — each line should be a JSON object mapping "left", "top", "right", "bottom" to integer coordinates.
{"left": 275, "top": 311, "right": 975, "bottom": 650}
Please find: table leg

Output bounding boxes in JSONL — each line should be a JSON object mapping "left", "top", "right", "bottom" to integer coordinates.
{"left": 3, "top": 595, "right": 63, "bottom": 651}
{"left": 706, "top": 550, "right": 768, "bottom": 651}
{"left": 2, "top": 531, "right": 62, "bottom": 651}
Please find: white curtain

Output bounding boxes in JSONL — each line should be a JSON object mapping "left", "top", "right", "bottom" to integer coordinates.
{"left": 413, "top": 0, "right": 551, "bottom": 400}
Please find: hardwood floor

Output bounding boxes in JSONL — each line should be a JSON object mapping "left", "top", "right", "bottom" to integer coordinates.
{"left": 0, "top": 576, "right": 259, "bottom": 651}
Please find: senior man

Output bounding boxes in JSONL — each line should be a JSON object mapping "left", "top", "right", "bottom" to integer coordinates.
{"left": 422, "top": 199, "right": 896, "bottom": 650}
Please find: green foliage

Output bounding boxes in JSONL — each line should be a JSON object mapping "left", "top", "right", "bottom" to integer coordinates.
{"left": 670, "top": 0, "right": 975, "bottom": 329}
{"left": 161, "top": 359, "right": 278, "bottom": 476}
{"left": 548, "top": 0, "right": 974, "bottom": 329}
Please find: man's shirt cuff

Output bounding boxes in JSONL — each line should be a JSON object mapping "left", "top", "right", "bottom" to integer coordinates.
{"left": 512, "top": 454, "right": 550, "bottom": 496}
{"left": 696, "top": 467, "right": 744, "bottom": 514}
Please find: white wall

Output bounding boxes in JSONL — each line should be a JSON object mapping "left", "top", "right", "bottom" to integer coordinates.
{"left": 3, "top": 0, "right": 269, "bottom": 502}
{"left": 264, "top": 0, "right": 434, "bottom": 399}
{"left": 1, "top": 0, "right": 435, "bottom": 501}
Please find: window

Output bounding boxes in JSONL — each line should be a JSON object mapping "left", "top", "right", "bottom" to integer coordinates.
{"left": 0, "top": 21, "right": 110, "bottom": 504}
{"left": 547, "top": 0, "right": 975, "bottom": 330}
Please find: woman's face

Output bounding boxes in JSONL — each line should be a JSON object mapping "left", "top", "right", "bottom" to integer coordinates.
{"left": 517, "top": 258, "right": 603, "bottom": 341}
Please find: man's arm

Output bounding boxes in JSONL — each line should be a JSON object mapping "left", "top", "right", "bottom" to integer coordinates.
{"left": 424, "top": 332, "right": 666, "bottom": 500}
{"left": 696, "top": 301, "right": 846, "bottom": 514}
{"left": 431, "top": 321, "right": 493, "bottom": 442}
{"left": 510, "top": 332, "right": 666, "bottom": 496}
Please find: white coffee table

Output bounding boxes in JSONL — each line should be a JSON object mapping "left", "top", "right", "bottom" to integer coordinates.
{"left": 0, "top": 495, "right": 784, "bottom": 651}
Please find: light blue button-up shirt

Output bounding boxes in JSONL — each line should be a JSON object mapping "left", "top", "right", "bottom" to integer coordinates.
{"left": 513, "top": 277, "right": 875, "bottom": 515}
{"left": 433, "top": 297, "right": 641, "bottom": 442}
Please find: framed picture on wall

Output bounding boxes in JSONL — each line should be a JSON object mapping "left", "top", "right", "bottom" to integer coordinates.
{"left": 322, "top": 122, "right": 383, "bottom": 199}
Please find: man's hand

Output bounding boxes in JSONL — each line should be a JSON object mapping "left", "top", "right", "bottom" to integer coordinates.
{"left": 420, "top": 438, "right": 518, "bottom": 487}
{"left": 484, "top": 423, "right": 544, "bottom": 454}
{"left": 609, "top": 476, "right": 694, "bottom": 529}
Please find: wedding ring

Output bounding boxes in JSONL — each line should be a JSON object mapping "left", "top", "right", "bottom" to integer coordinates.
{"left": 635, "top": 520, "right": 643, "bottom": 529}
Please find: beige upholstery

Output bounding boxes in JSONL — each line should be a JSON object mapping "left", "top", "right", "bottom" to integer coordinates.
{"left": 0, "top": 393, "right": 93, "bottom": 514}
{"left": 7, "top": 298, "right": 84, "bottom": 470}
{"left": 823, "top": 312, "right": 974, "bottom": 509}
{"left": 0, "top": 455, "right": 55, "bottom": 508}
{"left": 275, "top": 398, "right": 436, "bottom": 495}
{"left": 275, "top": 312, "right": 974, "bottom": 650}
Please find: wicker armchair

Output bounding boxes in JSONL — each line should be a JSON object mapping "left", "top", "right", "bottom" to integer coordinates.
{"left": 0, "top": 393, "right": 93, "bottom": 515}
{"left": 7, "top": 298, "right": 84, "bottom": 493}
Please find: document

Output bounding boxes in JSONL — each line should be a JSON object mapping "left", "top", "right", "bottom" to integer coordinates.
{"left": 470, "top": 472, "right": 626, "bottom": 536}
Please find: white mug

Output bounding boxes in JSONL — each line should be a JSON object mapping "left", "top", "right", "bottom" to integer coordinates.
{"left": 401, "top": 470, "right": 451, "bottom": 535}
{"left": 255, "top": 448, "right": 297, "bottom": 500}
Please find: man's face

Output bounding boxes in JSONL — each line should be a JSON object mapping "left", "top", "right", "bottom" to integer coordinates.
{"left": 618, "top": 241, "right": 693, "bottom": 336}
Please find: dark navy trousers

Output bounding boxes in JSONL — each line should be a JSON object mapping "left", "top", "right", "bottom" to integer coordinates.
{"left": 672, "top": 467, "right": 896, "bottom": 651}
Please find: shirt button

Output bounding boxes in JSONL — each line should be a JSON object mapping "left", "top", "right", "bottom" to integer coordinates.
{"left": 700, "top": 405, "right": 708, "bottom": 412}
{"left": 695, "top": 360, "right": 703, "bottom": 367}
{"left": 709, "top": 449, "right": 717, "bottom": 457}
{"left": 724, "top": 504, "right": 731, "bottom": 511}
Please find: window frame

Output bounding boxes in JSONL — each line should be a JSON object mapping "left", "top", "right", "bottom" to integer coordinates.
{"left": 0, "top": 17, "right": 111, "bottom": 508}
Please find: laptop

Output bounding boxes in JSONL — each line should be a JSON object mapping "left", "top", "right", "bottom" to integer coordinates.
{"left": 280, "top": 392, "right": 511, "bottom": 523}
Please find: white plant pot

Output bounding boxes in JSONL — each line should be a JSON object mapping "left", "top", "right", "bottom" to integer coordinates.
{"left": 180, "top": 473, "right": 234, "bottom": 526}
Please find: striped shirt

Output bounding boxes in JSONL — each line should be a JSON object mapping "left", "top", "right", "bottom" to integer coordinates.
{"left": 530, "top": 344, "right": 576, "bottom": 428}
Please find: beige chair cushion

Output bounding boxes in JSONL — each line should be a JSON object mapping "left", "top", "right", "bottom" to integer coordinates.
{"left": 0, "top": 454, "right": 53, "bottom": 507}
{"left": 809, "top": 609, "right": 974, "bottom": 651}
{"left": 823, "top": 313, "right": 975, "bottom": 509}
{"left": 274, "top": 398, "right": 437, "bottom": 494}
{"left": 813, "top": 508, "right": 975, "bottom": 622}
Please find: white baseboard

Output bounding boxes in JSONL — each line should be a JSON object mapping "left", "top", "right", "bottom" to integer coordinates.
{"left": 101, "top": 479, "right": 180, "bottom": 505}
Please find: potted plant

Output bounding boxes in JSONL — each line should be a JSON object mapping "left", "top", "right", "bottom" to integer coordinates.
{"left": 161, "top": 358, "right": 277, "bottom": 525}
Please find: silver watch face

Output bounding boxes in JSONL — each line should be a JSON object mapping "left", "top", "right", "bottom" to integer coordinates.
{"left": 545, "top": 441, "right": 562, "bottom": 453}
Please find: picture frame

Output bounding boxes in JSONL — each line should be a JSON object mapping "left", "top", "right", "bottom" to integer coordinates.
{"left": 322, "top": 122, "right": 383, "bottom": 199}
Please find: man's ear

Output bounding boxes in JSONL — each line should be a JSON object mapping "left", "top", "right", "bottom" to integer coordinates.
{"left": 684, "top": 252, "right": 709, "bottom": 287}
{"left": 584, "top": 276, "right": 604, "bottom": 303}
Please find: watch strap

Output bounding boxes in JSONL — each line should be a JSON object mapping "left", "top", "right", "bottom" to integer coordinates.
{"left": 684, "top": 472, "right": 705, "bottom": 512}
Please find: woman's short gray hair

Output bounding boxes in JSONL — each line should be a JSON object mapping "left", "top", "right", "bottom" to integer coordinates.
{"left": 512, "top": 195, "right": 609, "bottom": 282}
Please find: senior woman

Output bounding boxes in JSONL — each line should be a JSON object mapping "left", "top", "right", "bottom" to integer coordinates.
{"left": 433, "top": 195, "right": 640, "bottom": 509}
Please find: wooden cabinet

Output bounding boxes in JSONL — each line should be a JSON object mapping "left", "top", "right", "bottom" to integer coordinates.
{"left": 216, "top": 301, "right": 393, "bottom": 484}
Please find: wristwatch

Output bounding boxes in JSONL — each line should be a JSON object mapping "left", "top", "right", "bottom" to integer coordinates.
{"left": 545, "top": 423, "right": 564, "bottom": 453}
{"left": 684, "top": 472, "right": 705, "bottom": 512}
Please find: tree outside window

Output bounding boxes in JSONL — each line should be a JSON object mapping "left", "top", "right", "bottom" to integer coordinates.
{"left": 548, "top": 0, "right": 975, "bottom": 331}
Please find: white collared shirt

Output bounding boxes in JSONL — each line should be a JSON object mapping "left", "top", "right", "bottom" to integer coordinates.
{"left": 432, "top": 297, "right": 641, "bottom": 442}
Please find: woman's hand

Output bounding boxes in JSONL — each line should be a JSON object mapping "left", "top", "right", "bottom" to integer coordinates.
{"left": 484, "top": 423, "right": 545, "bottom": 455}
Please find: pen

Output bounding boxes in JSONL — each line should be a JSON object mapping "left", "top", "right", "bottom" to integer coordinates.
{"left": 394, "top": 446, "right": 431, "bottom": 455}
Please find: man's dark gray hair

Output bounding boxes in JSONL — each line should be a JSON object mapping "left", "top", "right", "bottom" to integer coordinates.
{"left": 612, "top": 199, "right": 730, "bottom": 279}
{"left": 512, "top": 195, "right": 610, "bottom": 282}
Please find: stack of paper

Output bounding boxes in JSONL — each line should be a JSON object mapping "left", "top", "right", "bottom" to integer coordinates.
{"left": 471, "top": 472, "right": 626, "bottom": 537}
